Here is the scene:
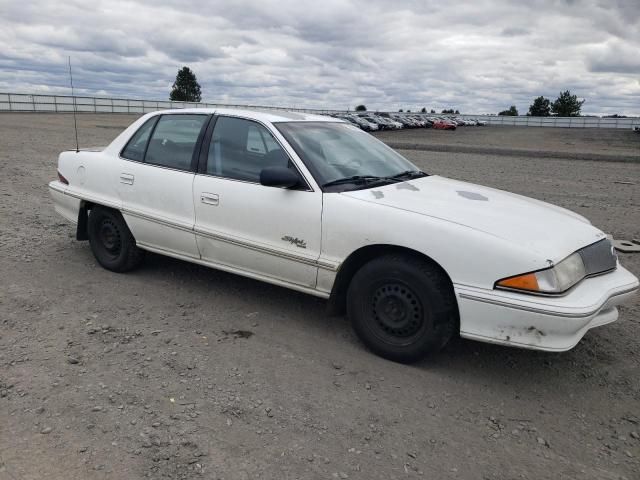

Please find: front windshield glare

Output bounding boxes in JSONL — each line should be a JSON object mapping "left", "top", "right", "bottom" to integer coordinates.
{"left": 275, "top": 122, "right": 421, "bottom": 188}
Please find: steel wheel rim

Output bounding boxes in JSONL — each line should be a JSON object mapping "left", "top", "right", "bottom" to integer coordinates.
{"left": 368, "top": 282, "right": 426, "bottom": 345}
{"left": 98, "top": 218, "right": 122, "bottom": 258}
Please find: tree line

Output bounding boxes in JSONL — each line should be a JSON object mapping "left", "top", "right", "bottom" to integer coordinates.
{"left": 499, "top": 90, "right": 585, "bottom": 117}
{"left": 167, "top": 67, "right": 588, "bottom": 119}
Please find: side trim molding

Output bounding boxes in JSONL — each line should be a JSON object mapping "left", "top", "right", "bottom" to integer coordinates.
{"left": 54, "top": 184, "right": 340, "bottom": 272}
{"left": 193, "top": 225, "right": 337, "bottom": 271}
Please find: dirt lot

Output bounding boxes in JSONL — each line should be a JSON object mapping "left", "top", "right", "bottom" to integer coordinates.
{"left": 374, "top": 125, "right": 640, "bottom": 162}
{"left": 1, "top": 113, "right": 639, "bottom": 480}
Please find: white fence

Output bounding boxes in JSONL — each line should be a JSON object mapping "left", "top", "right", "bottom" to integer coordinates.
{"left": 0, "top": 92, "right": 341, "bottom": 115}
{"left": 1, "top": 92, "right": 639, "bottom": 129}
{"left": 456, "top": 114, "right": 640, "bottom": 129}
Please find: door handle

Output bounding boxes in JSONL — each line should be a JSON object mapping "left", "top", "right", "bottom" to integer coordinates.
{"left": 120, "top": 173, "right": 134, "bottom": 185}
{"left": 200, "top": 193, "right": 219, "bottom": 206}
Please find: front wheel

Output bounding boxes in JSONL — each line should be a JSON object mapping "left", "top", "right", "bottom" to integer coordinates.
{"left": 87, "top": 206, "right": 144, "bottom": 272}
{"left": 347, "top": 254, "right": 458, "bottom": 363}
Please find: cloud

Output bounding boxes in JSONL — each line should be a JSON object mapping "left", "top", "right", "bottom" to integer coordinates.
{"left": 586, "top": 41, "right": 640, "bottom": 74}
{"left": 0, "top": 0, "right": 638, "bottom": 114}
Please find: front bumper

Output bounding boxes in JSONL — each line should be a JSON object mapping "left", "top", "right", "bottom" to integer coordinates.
{"left": 455, "top": 265, "right": 639, "bottom": 351}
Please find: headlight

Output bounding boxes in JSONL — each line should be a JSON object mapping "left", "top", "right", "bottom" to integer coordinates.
{"left": 495, "top": 253, "right": 586, "bottom": 295}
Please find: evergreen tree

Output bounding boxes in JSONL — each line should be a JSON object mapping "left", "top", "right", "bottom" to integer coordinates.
{"left": 528, "top": 96, "right": 551, "bottom": 116}
{"left": 498, "top": 105, "right": 519, "bottom": 116}
{"left": 170, "top": 66, "right": 202, "bottom": 102}
{"left": 551, "top": 90, "right": 584, "bottom": 117}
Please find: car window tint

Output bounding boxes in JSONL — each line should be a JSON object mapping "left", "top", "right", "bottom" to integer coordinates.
{"left": 121, "top": 117, "right": 157, "bottom": 161}
{"left": 207, "top": 116, "right": 290, "bottom": 182}
{"left": 144, "top": 115, "right": 208, "bottom": 171}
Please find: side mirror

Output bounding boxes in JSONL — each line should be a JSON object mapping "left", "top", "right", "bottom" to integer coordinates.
{"left": 260, "top": 166, "right": 301, "bottom": 189}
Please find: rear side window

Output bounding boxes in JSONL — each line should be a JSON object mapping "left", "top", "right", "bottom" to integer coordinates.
{"left": 144, "top": 115, "right": 208, "bottom": 171}
{"left": 121, "top": 117, "right": 157, "bottom": 161}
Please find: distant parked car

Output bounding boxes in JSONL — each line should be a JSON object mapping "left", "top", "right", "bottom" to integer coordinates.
{"left": 457, "top": 118, "right": 476, "bottom": 126}
{"left": 389, "top": 115, "right": 415, "bottom": 129}
{"left": 347, "top": 115, "right": 378, "bottom": 132}
{"left": 361, "top": 115, "right": 392, "bottom": 130}
{"left": 409, "top": 116, "right": 428, "bottom": 128}
{"left": 433, "top": 119, "right": 457, "bottom": 130}
{"left": 403, "top": 116, "right": 422, "bottom": 128}
{"left": 338, "top": 116, "right": 362, "bottom": 129}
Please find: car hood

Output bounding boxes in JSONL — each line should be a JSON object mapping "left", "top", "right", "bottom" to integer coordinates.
{"left": 340, "top": 175, "right": 606, "bottom": 262}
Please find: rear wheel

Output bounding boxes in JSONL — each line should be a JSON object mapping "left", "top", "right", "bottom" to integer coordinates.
{"left": 87, "top": 206, "right": 143, "bottom": 272}
{"left": 347, "top": 254, "right": 457, "bottom": 363}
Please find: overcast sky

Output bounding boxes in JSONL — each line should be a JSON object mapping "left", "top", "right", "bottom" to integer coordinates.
{"left": 1, "top": 0, "right": 638, "bottom": 114}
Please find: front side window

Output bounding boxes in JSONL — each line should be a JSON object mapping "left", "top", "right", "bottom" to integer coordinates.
{"left": 144, "top": 114, "right": 208, "bottom": 170}
{"left": 121, "top": 117, "right": 157, "bottom": 161}
{"left": 275, "top": 122, "right": 423, "bottom": 190}
{"left": 207, "top": 116, "right": 290, "bottom": 182}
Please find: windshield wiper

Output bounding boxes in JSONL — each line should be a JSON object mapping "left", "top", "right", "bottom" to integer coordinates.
{"left": 322, "top": 175, "right": 387, "bottom": 188}
{"left": 387, "top": 170, "right": 427, "bottom": 180}
{"left": 322, "top": 171, "right": 427, "bottom": 189}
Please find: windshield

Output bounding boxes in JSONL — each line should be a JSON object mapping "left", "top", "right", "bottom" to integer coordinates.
{"left": 275, "top": 121, "right": 423, "bottom": 190}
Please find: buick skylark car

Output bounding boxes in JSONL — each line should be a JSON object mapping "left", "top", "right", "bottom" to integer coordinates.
{"left": 49, "top": 109, "right": 638, "bottom": 362}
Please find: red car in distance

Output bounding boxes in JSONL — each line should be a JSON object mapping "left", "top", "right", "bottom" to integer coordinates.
{"left": 432, "top": 118, "right": 457, "bottom": 130}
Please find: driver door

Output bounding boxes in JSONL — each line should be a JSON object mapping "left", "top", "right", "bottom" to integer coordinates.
{"left": 192, "top": 116, "right": 322, "bottom": 288}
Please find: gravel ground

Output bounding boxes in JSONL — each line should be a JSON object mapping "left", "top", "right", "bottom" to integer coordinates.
{"left": 1, "top": 114, "right": 639, "bottom": 480}
{"left": 374, "top": 126, "right": 640, "bottom": 162}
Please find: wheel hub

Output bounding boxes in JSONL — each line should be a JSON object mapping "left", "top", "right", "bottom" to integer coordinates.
{"left": 372, "top": 283, "right": 423, "bottom": 338}
{"left": 99, "top": 219, "right": 121, "bottom": 254}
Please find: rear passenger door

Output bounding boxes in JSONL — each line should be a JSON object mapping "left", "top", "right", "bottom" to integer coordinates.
{"left": 118, "top": 113, "right": 210, "bottom": 258}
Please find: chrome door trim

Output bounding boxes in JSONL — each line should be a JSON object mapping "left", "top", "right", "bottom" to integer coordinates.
{"left": 193, "top": 224, "right": 338, "bottom": 271}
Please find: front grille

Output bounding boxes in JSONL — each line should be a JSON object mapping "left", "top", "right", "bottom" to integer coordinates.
{"left": 578, "top": 239, "right": 617, "bottom": 276}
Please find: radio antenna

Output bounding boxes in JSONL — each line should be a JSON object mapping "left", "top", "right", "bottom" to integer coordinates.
{"left": 68, "top": 56, "right": 79, "bottom": 152}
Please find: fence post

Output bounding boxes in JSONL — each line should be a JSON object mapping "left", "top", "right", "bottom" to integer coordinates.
{"left": 54, "top": 95, "right": 58, "bottom": 112}
{"left": 32, "top": 95, "right": 35, "bottom": 111}
{"left": 93, "top": 96, "right": 97, "bottom": 113}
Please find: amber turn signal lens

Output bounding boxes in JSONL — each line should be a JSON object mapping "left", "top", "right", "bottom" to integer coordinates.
{"left": 496, "top": 273, "right": 539, "bottom": 291}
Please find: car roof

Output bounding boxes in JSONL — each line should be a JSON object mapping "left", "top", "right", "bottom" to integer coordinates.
{"left": 147, "top": 107, "right": 341, "bottom": 124}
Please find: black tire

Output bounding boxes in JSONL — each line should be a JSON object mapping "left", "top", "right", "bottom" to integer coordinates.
{"left": 347, "top": 254, "right": 458, "bottom": 363}
{"left": 87, "top": 206, "right": 144, "bottom": 272}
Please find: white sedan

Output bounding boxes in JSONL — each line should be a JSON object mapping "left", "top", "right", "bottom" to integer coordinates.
{"left": 49, "top": 109, "right": 638, "bottom": 362}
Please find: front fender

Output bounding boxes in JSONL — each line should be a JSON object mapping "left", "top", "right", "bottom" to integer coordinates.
{"left": 320, "top": 193, "right": 550, "bottom": 291}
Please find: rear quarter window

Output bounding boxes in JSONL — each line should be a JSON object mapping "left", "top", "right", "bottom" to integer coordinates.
{"left": 121, "top": 117, "right": 158, "bottom": 161}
